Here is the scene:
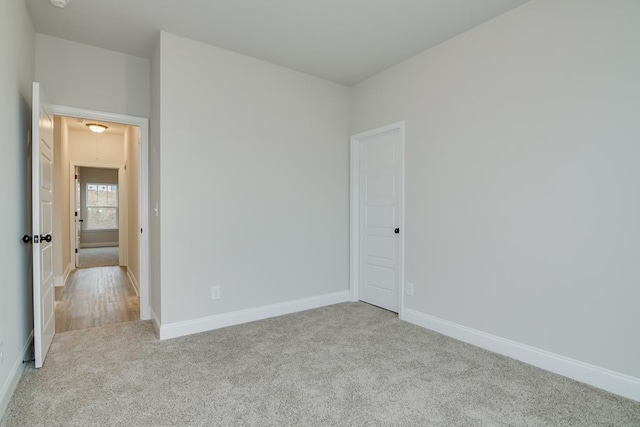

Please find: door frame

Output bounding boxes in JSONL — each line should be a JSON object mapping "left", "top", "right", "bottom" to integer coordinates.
{"left": 50, "top": 104, "right": 150, "bottom": 321}
{"left": 70, "top": 162, "right": 126, "bottom": 267}
{"left": 350, "top": 121, "right": 406, "bottom": 319}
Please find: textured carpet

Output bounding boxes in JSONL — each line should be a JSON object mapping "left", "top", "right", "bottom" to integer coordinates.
{"left": 78, "top": 247, "right": 119, "bottom": 268}
{"left": 2, "top": 303, "right": 639, "bottom": 426}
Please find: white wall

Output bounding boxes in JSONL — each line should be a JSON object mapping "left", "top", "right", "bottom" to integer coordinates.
{"left": 158, "top": 32, "right": 350, "bottom": 324}
{"left": 0, "top": 0, "right": 34, "bottom": 418}
{"left": 125, "top": 126, "right": 141, "bottom": 292}
{"left": 35, "top": 34, "right": 150, "bottom": 118}
{"left": 68, "top": 129, "right": 125, "bottom": 164}
{"left": 351, "top": 0, "right": 640, "bottom": 379}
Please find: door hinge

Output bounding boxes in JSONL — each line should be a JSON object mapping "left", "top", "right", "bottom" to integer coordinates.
{"left": 75, "top": 211, "right": 78, "bottom": 217}
{"left": 75, "top": 248, "right": 78, "bottom": 253}
{"left": 140, "top": 228, "right": 143, "bottom": 234}
{"left": 75, "top": 174, "right": 78, "bottom": 179}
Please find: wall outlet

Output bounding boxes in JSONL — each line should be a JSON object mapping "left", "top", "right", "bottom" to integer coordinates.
{"left": 406, "top": 282, "right": 414, "bottom": 296}
{"left": 0, "top": 340, "right": 4, "bottom": 365}
{"left": 211, "top": 286, "right": 221, "bottom": 300}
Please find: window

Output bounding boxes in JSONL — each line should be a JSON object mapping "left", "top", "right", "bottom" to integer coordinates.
{"left": 86, "top": 183, "right": 118, "bottom": 230}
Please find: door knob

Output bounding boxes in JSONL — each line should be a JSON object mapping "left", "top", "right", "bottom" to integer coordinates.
{"left": 22, "top": 235, "right": 32, "bottom": 243}
{"left": 394, "top": 228, "right": 400, "bottom": 234}
{"left": 40, "top": 234, "right": 52, "bottom": 243}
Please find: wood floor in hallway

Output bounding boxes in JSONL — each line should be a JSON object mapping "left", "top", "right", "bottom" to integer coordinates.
{"left": 55, "top": 266, "right": 140, "bottom": 333}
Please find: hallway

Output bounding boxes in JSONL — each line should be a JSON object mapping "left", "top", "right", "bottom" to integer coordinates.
{"left": 55, "top": 266, "right": 140, "bottom": 333}
{"left": 78, "top": 247, "right": 120, "bottom": 268}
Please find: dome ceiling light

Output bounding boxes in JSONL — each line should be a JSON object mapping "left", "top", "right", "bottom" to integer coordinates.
{"left": 86, "top": 123, "right": 108, "bottom": 134}
{"left": 50, "top": 0, "right": 70, "bottom": 8}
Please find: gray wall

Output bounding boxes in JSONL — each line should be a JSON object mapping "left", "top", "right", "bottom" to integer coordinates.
{"left": 0, "top": 0, "right": 34, "bottom": 415}
{"left": 149, "top": 37, "right": 162, "bottom": 321}
{"left": 351, "top": 0, "right": 640, "bottom": 378}
{"left": 35, "top": 34, "right": 150, "bottom": 118}
{"left": 156, "top": 32, "right": 351, "bottom": 324}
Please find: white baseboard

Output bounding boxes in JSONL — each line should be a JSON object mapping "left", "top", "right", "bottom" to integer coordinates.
{"left": 79, "top": 242, "right": 118, "bottom": 248}
{"left": 403, "top": 308, "right": 640, "bottom": 402}
{"left": 0, "top": 331, "right": 33, "bottom": 419}
{"left": 150, "top": 308, "right": 161, "bottom": 338}
{"left": 54, "top": 263, "right": 72, "bottom": 287}
{"left": 159, "top": 291, "right": 350, "bottom": 341}
{"left": 126, "top": 268, "right": 139, "bottom": 296}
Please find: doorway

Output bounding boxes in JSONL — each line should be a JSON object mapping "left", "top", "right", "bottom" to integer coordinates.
{"left": 75, "top": 166, "right": 121, "bottom": 268}
{"left": 50, "top": 105, "right": 150, "bottom": 322}
{"left": 51, "top": 114, "right": 144, "bottom": 333}
{"left": 350, "top": 122, "right": 405, "bottom": 318}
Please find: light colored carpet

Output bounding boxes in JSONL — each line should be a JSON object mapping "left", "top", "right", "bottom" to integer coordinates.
{"left": 78, "top": 247, "right": 119, "bottom": 268}
{"left": 2, "top": 303, "right": 639, "bottom": 426}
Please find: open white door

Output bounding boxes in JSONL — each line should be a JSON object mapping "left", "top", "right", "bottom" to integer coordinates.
{"left": 32, "top": 82, "right": 55, "bottom": 368}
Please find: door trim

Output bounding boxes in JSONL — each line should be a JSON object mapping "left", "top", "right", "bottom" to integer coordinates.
{"left": 49, "top": 104, "right": 150, "bottom": 321}
{"left": 69, "top": 162, "right": 125, "bottom": 267}
{"left": 350, "top": 122, "right": 406, "bottom": 319}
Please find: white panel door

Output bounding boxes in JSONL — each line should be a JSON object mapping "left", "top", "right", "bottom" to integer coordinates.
{"left": 359, "top": 128, "right": 402, "bottom": 312}
{"left": 32, "top": 82, "right": 55, "bottom": 368}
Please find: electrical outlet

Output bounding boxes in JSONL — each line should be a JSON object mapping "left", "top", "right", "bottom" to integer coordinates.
{"left": 406, "top": 282, "right": 414, "bottom": 296}
{"left": 0, "top": 340, "right": 4, "bottom": 365}
{"left": 211, "top": 286, "right": 221, "bottom": 300}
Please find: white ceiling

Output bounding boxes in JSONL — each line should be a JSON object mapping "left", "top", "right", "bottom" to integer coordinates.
{"left": 26, "top": 0, "right": 528, "bottom": 86}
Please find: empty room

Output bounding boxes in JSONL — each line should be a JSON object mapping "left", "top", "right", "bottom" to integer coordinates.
{"left": 1, "top": 0, "right": 639, "bottom": 425}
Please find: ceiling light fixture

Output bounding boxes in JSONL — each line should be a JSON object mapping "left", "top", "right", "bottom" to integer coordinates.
{"left": 86, "top": 123, "right": 108, "bottom": 134}
{"left": 50, "top": 0, "right": 70, "bottom": 8}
